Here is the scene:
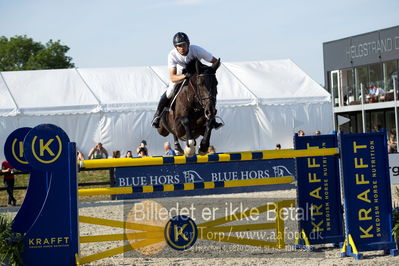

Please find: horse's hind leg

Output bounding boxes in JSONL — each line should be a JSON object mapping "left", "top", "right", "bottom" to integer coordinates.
{"left": 157, "top": 125, "right": 169, "bottom": 137}
{"left": 173, "top": 134, "right": 184, "bottom": 155}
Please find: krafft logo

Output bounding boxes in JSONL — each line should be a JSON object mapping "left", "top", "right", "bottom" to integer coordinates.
{"left": 4, "top": 127, "right": 32, "bottom": 171}
{"left": 11, "top": 138, "right": 28, "bottom": 165}
{"left": 164, "top": 215, "right": 198, "bottom": 251}
{"left": 31, "top": 135, "right": 63, "bottom": 164}
{"left": 23, "top": 124, "right": 70, "bottom": 170}
{"left": 28, "top": 236, "right": 71, "bottom": 248}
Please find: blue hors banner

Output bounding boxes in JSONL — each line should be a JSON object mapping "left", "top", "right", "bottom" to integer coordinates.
{"left": 340, "top": 131, "right": 397, "bottom": 257}
{"left": 114, "top": 158, "right": 296, "bottom": 199}
{"left": 295, "top": 133, "right": 344, "bottom": 246}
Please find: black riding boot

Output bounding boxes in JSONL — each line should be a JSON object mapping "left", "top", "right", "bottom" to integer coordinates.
{"left": 152, "top": 92, "right": 170, "bottom": 128}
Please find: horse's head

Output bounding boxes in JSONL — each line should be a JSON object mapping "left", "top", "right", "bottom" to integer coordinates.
{"left": 187, "top": 58, "right": 221, "bottom": 120}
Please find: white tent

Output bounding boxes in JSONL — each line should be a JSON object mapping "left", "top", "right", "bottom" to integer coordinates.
{"left": 0, "top": 59, "right": 332, "bottom": 160}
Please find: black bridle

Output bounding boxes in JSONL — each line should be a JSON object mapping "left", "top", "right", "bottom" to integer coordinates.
{"left": 188, "top": 73, "right": 217, "bottom": 110}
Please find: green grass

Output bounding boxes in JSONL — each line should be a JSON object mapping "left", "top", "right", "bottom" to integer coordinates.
{"left": 0, "top": 170, "right": 111, "bottom": 207}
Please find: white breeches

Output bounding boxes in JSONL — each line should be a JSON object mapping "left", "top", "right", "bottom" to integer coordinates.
{"left": 166, "top": 82, "right": 177, "bottom": 99}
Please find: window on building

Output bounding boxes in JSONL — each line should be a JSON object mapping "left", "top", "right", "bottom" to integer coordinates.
{"left": 341, "top": 69, "right": 354, "bottom": 106}
{"left": 349, "top": 113, "right": 357, "bottom": 132}
{"left": 336, "top": 112, "right": 359, "bottom": 133}
{"left": 385, "top": 110, "right": 396, "bottom": 134}
{"left": 369, "top": 63, "right": 383, "bottom": 88}
{"left": 355, "top": 66, "right": 368, "bottom": 103}
{"left": 356, "top": 112, "right": 363, "bottom": 133}
{"left": 365, "top": 111, "right": 371, "bottom": 132}
{"left": 370, "top": 111, "right": 384, "bottom": 132}
{"left": 337, "top": 114, "right": 350, "bottom": 133}
{"left": 367, "top": 63, "right": 384, "bottom": 103}
{"left": 383, "top": 60, "right": 398, "bottom": 101}
{"left": 331, "top": 62, "right": 399, "bottom": 107}
{"left": 330, "top": 71, "right": 340, "bottom": 107}
{"left": 383, "top": 61, "right": 397, "bottom": 91}
{"left": 338, "top": 109, "right": 396, "bottom": 135}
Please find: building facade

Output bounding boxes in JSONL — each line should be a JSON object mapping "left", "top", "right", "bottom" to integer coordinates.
{"left": 323, "top": 25, "right": 399, "bottom": 136}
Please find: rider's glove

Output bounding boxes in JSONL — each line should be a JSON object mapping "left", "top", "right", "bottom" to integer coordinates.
{"left": 184, "top": 73, "right": 192, "bottom": 79}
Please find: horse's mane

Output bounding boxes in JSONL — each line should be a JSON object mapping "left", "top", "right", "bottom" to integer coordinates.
{"left": 184, "top": 59, "right": 218, "bottom": 97}
{"left": 185, "top": 58, "right": 214, "bottom": 75}
{"left": 184, "top": 58, "right": 201, "bottom": 74}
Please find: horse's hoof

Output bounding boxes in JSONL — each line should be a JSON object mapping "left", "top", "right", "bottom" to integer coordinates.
{"left": 184, "top": 146, "right": 196, "bottom": 157}
{"left": 198, "top": 143, "right": 208, "bottom": 155}
{"left": 188, "top": 139, "right": 196, "bottom": 147}
{"left": 198, "top": 147, "right": 207, "bottom": 155}
{"left": 198, "top": 151, "right": 207, "bottom": 156}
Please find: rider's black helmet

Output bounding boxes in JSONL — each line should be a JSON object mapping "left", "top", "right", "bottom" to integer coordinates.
{"left": 173, "top": 32, "right": 190, "bottom": 46}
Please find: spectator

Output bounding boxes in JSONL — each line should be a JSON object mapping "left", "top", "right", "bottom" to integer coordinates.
{"left": 375, "top": 86, "right": 386, "bottom": 96}
{"left": 2, "top": 160, "right": 16, "bottom": 206}
{"left": 88, "top": 143, "right": 108, "bottom": 159}
{"left": 77, "top": 150, "right": 85, "bottom": 161}
{"left": 112, "top": 150, "right": 121, "bottom": 158}
{"left": 368, "top": 85, "right": 380, "bottom": 103}
{"left": 164, "top": 142, "right": 176, "bottom": 156}
{"left": 136, "top": 140, "right": 148, "bottom": 156}
{"left": 368, "top": 85, "right": 377, "bottom": 96}
{"left": 315, "top": 131, "right": 321, "bottom": 135}
{"left": 388, "top": 132, "right": 397, "bottom": 153}
{"left": 125, "top": 150, "right": 133, "bottom": 158}
{"left": 348, "top": 87, "right": 354, "bottom": 104}
{"left": 138, "top": 147, "right": 148, "bottom": 157}
{"left": 298, "top": 130, "right": 305, "bottom": 136}
{"left": 275, "top": 144, "right": 281, "bottom": 150}
{"left": 208, "top": 145, "right": 216, "bottom": 154}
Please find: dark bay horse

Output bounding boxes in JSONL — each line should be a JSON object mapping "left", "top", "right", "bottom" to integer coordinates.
{"left": 157, "top": 58, "right": 221, "bottom": 156}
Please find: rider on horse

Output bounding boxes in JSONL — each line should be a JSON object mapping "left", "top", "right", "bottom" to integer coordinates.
{"left": 151, "top": 32, "right": 223, "bottom": 129}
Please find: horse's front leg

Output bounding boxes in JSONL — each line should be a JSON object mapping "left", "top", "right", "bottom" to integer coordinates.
{"left": 180, "top": 117, "right": 196, "bottom": 156}
{"left": 199, "top": 119, "right": 213, "bottom": 155}
{"left": 173, "top": 134, "right": 184, "bottom": 155}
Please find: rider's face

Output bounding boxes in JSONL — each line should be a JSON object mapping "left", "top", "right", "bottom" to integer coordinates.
{"left": 176, "top": 43, "right": 189, "bottom": 55}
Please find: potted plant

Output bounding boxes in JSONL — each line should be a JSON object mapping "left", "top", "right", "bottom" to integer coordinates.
{"left": 0, "top": 214, "right": 23, "bottom": 266}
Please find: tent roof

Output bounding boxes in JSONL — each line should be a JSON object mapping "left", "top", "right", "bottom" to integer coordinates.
{"left": 0, "top": 59, "right": 329, "bottom": 116}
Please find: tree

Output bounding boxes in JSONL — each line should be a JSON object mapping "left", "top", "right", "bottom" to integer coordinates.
{"left": 0, "top": 35, "right": 75, "bottom": 71}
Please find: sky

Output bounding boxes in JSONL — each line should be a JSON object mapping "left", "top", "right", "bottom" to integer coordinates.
{"left": 0, "top": 0, "right": 398, "bottom": 85}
